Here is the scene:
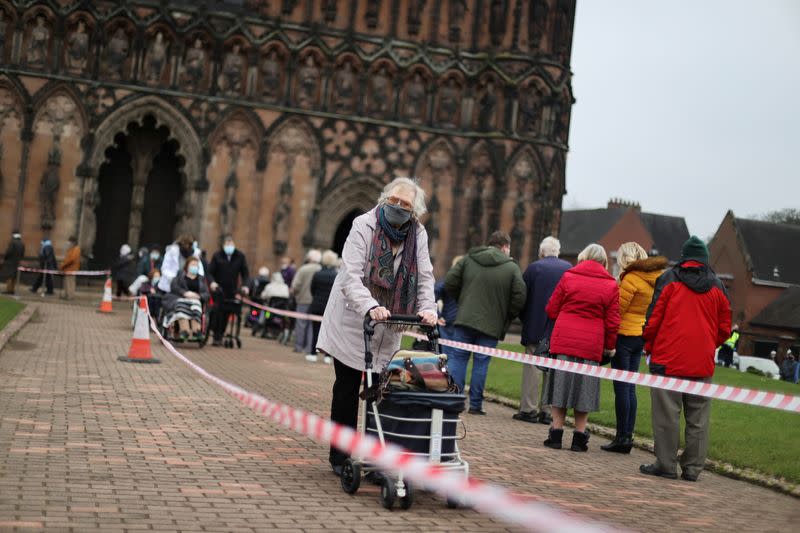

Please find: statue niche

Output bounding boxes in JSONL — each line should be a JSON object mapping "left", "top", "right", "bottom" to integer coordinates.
{"left": 0, "top": 9, "right": 9, "bottom": 60}
{"left": 218, "top": 43, "right": 245, "bottom": 96}
{"left": 103, "top": 27, "right": 130, "bottom": 79}
{"left": 39, "top": 148, "right": 61, "bottom": 230}
{"left": 296, "top": 55, "right": 321, "bottom": 109}
{"left": 403, "top": 71, "right": 428, "bottom": 123}
{"left": 260, "top": 49, "right": 284, "bottom": 103}
{"left": 145, "top": 31, "right": 169, "bottom": 84}
{"left": 368, "top": 65, "right": 392, "bottom": 117}
{"left": 26, "top": 14, "right": 50, "bottom": 67}
{"left": 332, "top": 61, "right": 357, "bottom": 113}
{"left": 437, "top": 78, "right": 461, "bottom": 127}
{"left": 182, "top": 37, "right": 208, "bottom": 91}
{"left": 65, "top": 19, "right": 90, "bottom": 74}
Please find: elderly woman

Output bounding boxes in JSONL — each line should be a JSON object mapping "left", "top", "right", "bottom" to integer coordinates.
{"left": 543, "top": 244, "right": 620, "bottom": 452}
{"left": 162, "top": 256, "right": 209, "bottom": 340}
{"left": 305, "top": 250, "right": 340, "bottom": 364}
{"left": 317, "top": 177, "right": 438, "bottom": 476}
{"left": 602, "top": 242, "right": 667, "bottom": 454}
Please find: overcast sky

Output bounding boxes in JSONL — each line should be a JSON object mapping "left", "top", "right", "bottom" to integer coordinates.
{"left": 566, "top": 0, "right": 800, "bottom": 240}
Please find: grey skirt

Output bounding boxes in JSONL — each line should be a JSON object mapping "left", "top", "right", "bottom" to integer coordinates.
{"left": 543, "top": 355, "right": 601, "bottom": 412}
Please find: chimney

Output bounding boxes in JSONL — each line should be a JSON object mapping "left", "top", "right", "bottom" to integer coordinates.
{"left": 607, "top": 198, "right": 641, "bottom": 211}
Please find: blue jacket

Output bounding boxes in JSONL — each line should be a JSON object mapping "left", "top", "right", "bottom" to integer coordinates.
{"left": 519, "top": 256, "right": 572, "bottom": 346}
{"left": 434, "top": 279, "right": 458, "bottom": 326}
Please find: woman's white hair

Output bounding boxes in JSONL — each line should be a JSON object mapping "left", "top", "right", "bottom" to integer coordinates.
{"left": 378, "top": 177, "right": 427, "bottom": 218}
{"left": 577, "top": 243, "right": 608, "bottom": 268}
{"left": 321, "top": 250, "right": 338, "bottom": 267}
{"left": 539, "top": 236, "right": 561, "bottom": 258}
{"left": 305, "top": 249, "right": 322, "bottom": 263}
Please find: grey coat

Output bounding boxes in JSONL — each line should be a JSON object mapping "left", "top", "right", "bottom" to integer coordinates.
{"left": 317, "top": 210, "right": 437, "bottom": 372}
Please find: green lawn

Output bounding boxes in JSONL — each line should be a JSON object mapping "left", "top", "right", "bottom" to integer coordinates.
{"left": 404, "top": 337, "right": 800, "bottom": 483}
{"left": 0, "top": 296, "right": 25, "bottom": 331}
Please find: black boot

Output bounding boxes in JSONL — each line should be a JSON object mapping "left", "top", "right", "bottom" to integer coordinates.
{"left": 600, "top": 432, "right": 622, "bottom": 452}
{"left": 570, "top": 430, "right": 589, "bottom": 452}
{"left": 543, "top": 428, "right": 563, "bottom": 449}
{"left": 601, "top": 432, "right": 633, "bottom": 454}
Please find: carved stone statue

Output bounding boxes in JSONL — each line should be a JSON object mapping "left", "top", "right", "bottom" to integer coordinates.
{"left": 26, "top": 15, "right": 50, "bottom": 66}
{"left": 529, "top": 0, "right": 549, "bottom": 49}
{"left": 218, "top": 43, "right": 244, "bottom": 95}
{"left": 322, "top": 0, "right": 337, "bottom": 22}
{"left": 518, "top": 87, "right": 542, "bottom": 134}
{"left": 272, "top": 174, "right": 293, "bottom": 256}
{"left": 65, "top": 20, "right": 89, "bottom": 73}
{"left": 0, "top": 10, "right": 8, "bottom": 58}
{"left": 438, "top": 78, "right": 459, "bottom": 125}
{"left": 39, "top": 149, "right": 61, "bottom": 230}
{"left": 334, "top": 62, "right": 356, "bottom": 112}
{"left": 408, "top": 0, "right": 426, "bottom": 35}
{"left": 369, "top": 66, "right": 390, "bottom": 116}
{"left": 405, "top": 72, "right": 426, "bottom": 121}
{"left": 448, "top": 0, "right": 467, "bottom": 41}
{"left": 489, "top": 0, "right": 506, "bottom": 46}
{"left": 297, "top": 55, "right": 320, "bottom": 108}
{"left": 183, "top": 38, "right": 207, "bottom": 90}
{"left": 104, "top": 28, "right": 129, "bottom": 79}
{"left": 80, "top": 178, "right": 99, "bottom": 254}
{"left": 261, "top": 50, "right": 282, "bottom": 101}
{"left": 145, "top": 32, "right": 168, "bottom": 83}
{"left": 365, "top": 0, "right": 380, "bottom": 28}
{"left": 220, "top": 166, "right": 239, "bottom": 236}
{"left": 477, "top": 80, "right": 497, "bottom": 131}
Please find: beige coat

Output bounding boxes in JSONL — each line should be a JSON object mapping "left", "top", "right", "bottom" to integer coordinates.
{"left": 317, "top": 210, "right": 436, "bottom": 371}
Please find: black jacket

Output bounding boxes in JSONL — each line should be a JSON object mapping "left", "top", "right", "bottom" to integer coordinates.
{"left": 163, "top": 271, "right": 210, "bottom": 312}
{"left": 0, "top": 238, "right": 25, "bottom": 279}
{"left": 206, "top": 249, "right": 249, "bottom": 298}
{"left": 308, "top": 266, "right": 337, "bottom": 316}
{"left": 112, "top": 254, "right": 137, "bottom": 284}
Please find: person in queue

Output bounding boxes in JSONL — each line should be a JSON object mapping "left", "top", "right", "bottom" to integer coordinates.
{"left": 138, "top": 244, "right": 162, "bottom": 277}
{"left": 306, "top": 250, "right": 339, "bottom": 364}
{"left": 542, "top": 243, "right": 620, "bottom": 452}
{"left": 514, "top": 236, "right": 571, "bottom": 425}
{"left": 158, "top": 234, "right": 204, "bottom": 293}
{"left": 162, "top": 256, "right": 209, "bottom": 339}
{"left": 316, "top": 177, "right": 437, "bottom": 476}
{"left": 291, "top": 249, "right": 322, "bottom": 354}
{"left": 206, "top": 235, "right": 250, "bottom": 347}
{"left": 30, "top": 238, "right": 57, "bottom": 296}
{"left": 60, "top": 236, "right": 81, "bottom": 300}
{"left": 601, "top": 242, "right": 667, "bottom": 454}
{"left": 111, "top": 244, "right": 137, "bottom": 297}
{"left": 1, "top": 231, "right": 24, "bottom": 294}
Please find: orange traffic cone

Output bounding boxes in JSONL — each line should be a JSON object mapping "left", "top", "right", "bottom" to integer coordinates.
{"left": 98, "top": 278, "right": 113, "bottom": 313}
{"left": 118, "top": 297, "right": 160, "bottom": 364}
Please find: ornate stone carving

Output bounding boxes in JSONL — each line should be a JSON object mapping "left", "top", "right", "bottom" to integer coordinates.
{"left": 218, "top": 43, "right": 244, "bottom": 96}
{"left": 489, "top": 0, "right": 506, "bottom": 46}
{"left": 145, "top": 32, "right": 169, "bottom": 84}
{"left": 296, "top": 55, "right": 320, "bottom": 109}
{"left": 408, "top": 0, "right": 427, "bottom": 35}
{"left": 437, "top": 78, "right": 460, "bottom": 126}
{"left": 529, "top": 0, "right": 549, "bottom": 49}
{"left": 0, "top": 88, "right": 22, "bottom": 130}
{"left": 365, "top": 0, "right": 380, "bottom": 28}
{"left": 476, "top": 79, "right": 498, "bottom": 131}
{"left": 65, "top": 20, "right": 90, "bottom": 74}
{"left": 79, "top": 176, "right": 99, "bottom": 252}
{"left": 260, "top": 49, "right": 283, "bottom": 102}
{"left": 0, "top": 9, "right": 8, "bottom": 59}
{"left": 322, "top": 0, "right": 337, "bottom": 22}
{"left": 182, "top": 38, "right": 207, "bottom": 91}
{"left": 39, "top": 148, "right": 61, "bottom": 230}
{"left": 384, "top": 129, "right": 421, "bottom": 175}
{"left": 26, "top": 15, "right": 50, "bottom": 66}
{"left": 216, "top": 120, "right": 256, "bottom": 237}
{"left": 517, "top": 81, "right": 546, "bottom": 135}
{"left": 368, "top": 66, "right": 391, "bottom": 116}
{"left": 403, "top": 72, "right": 427, "bottom": 123}
{"left": 35, "top": 94, "right": 81, "bottom": 140}
{"left": 333, "top": 61, "right": 357, "bottom": 112}
{"left": 103, "top": 27, "right": 130, "bottom": 79}
{"left": 448, "top": 0, "right": 468, "bottom": 42}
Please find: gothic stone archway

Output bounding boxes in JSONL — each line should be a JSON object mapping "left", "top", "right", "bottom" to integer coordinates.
{"left": 79, "top": 96, "right": 204, "bottom": 258}
{"left": 310, "top": 176, "right": 382, "bottom": 250}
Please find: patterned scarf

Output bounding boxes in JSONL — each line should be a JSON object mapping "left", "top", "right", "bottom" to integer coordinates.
{"left": 367, "top": 207, "right": 418, "bottom": 315}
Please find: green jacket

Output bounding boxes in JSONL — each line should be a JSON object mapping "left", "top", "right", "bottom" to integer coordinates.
{"left": 444, "top": 246, "right": 527, "bottom": 339}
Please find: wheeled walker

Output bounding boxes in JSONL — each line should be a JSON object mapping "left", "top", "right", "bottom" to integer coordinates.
{"left": 339, "top": 315, "right": 469, "bottom": 510}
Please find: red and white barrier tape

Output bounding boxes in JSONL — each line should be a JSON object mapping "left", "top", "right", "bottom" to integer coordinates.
{"left": 240, "top": 300, "right": 800, "bottom": 414}
{"left": 242, "top": 297, "right": 323, "bottom": 322}
{"left": 17, "top": 266, "right": 111, "bottom": 276}
{"left": 143, "top": 301, "right": 613, "bottom": 533}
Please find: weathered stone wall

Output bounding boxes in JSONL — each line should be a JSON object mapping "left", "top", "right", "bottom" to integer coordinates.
{"left": 0, "top": 0, "right": 575, "bottom": 276}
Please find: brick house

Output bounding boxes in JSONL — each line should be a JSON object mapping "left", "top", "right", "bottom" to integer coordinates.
{"left": 559, "top": 199, "right": 690, "bottom": 276}
{"left": 708, "top": 211, "right": 800, "bottom": 358}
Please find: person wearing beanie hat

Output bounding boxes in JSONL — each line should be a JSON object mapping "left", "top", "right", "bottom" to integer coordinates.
{"left": 639, "top": 235, "right": 731, "bottom": 482}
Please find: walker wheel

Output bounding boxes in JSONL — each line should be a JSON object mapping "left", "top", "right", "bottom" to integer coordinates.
{"left": 446, "top": 497, "right": 460, "bottom": 509}
{"left": 340, "top": 459, "right": 361, "bottom": 494}
{"left": 235, "top": 338, "right": 242, "bottom": 349}
{"left": 399, "top": 481, "right": 413, "bottom": 510}
{"left": 379, "top": 475, "right": 396, "bottom": 510}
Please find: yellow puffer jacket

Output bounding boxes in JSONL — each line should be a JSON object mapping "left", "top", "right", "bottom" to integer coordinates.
{"left": 618, "top": 256, "right": 669, "bottom": 336}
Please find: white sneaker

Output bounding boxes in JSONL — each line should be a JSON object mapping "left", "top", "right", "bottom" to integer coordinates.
{"left": 323, "top": 356, "right": 332, "bottom": 364}
{"left": 305, "top": 354, "right": 319, "bottom": 363}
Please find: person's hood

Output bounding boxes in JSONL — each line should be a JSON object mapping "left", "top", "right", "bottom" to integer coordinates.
{"left": 674, "top": 260, "right": 715, "bottom": 294}
{"left": 621, "top": 256, "right": 668, "bottom": 287}
{"left": 570, "top": 259, "right": 615, "bottom": 280}
{"left": 270, "top": 272, "right": 287, "bottom": 284}
{"left": 467, "top": 246, "right": 513, "bottom": 267}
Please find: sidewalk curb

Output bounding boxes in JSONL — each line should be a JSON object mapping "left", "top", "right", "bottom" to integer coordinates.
{"left": 483, "top": 390, "right": 800, "bottom": 499}
{"left": 0, "top": 302, "right": 37, "bottom": 354}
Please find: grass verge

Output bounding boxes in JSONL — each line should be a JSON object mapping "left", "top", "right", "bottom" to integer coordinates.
{"left": 0, "top": 296, "right": 25, "bottom": 331}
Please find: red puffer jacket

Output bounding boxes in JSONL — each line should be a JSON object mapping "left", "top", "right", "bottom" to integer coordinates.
{"left": 546, "top": 260, "right": 621, "bottom": 362}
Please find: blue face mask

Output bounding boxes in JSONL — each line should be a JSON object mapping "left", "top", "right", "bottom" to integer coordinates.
{"left": 223, "top": 245, "right": 235, "bottom": 255}
{"left": 188, "top": 265, "right": 200, "bottom": 276}
{"left": 152, "top": 276, "right": 160, "bottom": 285}
{"left": 150, "top": 252, "right": 160, "bottom": 260}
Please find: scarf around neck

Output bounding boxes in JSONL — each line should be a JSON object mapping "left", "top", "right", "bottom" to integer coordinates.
{"left": 368, "top": 206, "right": 418, "bottom": 315}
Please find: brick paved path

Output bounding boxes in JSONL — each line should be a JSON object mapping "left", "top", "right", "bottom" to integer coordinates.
{"left": 0, "top": 301, "right": 797, "bottom": 532}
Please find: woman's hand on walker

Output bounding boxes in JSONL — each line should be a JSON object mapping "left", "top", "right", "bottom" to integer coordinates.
{"left": 369, "top": 306, "right": 391, "bottom": 321}
{"left": 418, "top": 311, "right": 437, "bottom": 326}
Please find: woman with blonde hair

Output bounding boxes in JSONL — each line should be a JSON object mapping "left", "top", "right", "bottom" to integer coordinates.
{"left": 601, "top": 242, "right": 668, "bottom": 454}
{"left": 542, "top": 243, "right": 620, "bottom": 451}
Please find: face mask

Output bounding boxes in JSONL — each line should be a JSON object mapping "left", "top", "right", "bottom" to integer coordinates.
{"left": 223, "top": 245, "right": 235, "bottom": 255}
{"left": 150, "top": 252, "right": 160, "bottom": 260}
{"left": 188, "top": 265, "right": 199, "bottom": 276}
{"left": 180, "top": 246, "right": 192, "bottom": 258}
{"left": 152, "top": 277, "right": 160, "bottom": 284}
{"left": 383, "top": 203, "right": 412, "bottom": 226}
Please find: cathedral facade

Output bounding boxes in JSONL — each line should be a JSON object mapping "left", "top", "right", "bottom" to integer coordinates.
{"left": 0, "top": 0, "right": 575, "bottom": 275}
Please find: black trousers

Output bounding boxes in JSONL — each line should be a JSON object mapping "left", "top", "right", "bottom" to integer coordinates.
{"left": 210, "top": 300, "right": 238, "bottom": 341}
{"left": 31, "top": 273, "right": 54, "bottom": 294}
{"left": 718, "top": 345, "right": 734, "bottom": 367}
{"left": 311, "top": 322, "right": 321, "bottom": 355}
{"left": 329, "top": 357, "right": 377, "bottom": 466}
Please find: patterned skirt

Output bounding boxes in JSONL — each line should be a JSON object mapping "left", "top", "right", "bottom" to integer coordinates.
{"left": 543, "top": 354, "right": 601, "bottom": 412}
{"left": 163, "top": 298, "right": 202, "bottom": 327}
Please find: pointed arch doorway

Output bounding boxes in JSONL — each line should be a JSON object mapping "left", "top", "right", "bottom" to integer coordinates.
{"left": 310, "top": 175, "right": 382, "bottom": 253}
{"left": 332, "top": 209, "right": 362, "bottom": 255}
